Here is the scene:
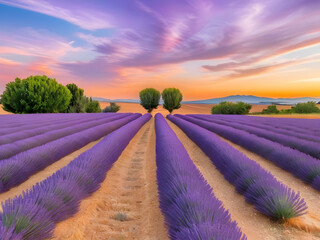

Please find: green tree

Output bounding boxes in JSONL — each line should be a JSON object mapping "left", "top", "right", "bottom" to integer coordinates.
{"left": 162, "top": 88, "right": 183, "bottom": 114}
{"left": 86, "top": 97, "right": 101, "bottom": 113}
{"left": 66, "top": 83, "right": 87, "bottom": 113}
{"left": 211, "top": 102, "right": 251, "bottom": 115}
{"left": 262, "top": 105, "right": 280, "bottom": 114}
{"left": 139, "top": 88, "right": 160, "bottom": 113}
{"left": 1, "top": 75, "right": 71, "bottom": 113}
{"left": 102, "top": 102, "right": 120, "bottom": 113}
{"left": 291, "top": 101, "right": 320, "bottom": 113}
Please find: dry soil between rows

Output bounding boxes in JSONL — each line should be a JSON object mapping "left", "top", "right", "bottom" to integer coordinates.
{"left": 166, "top": 119, "right": 320, "bottom": 240}
{"left": 53, "top": 119, "right": 169, "bottom": 240}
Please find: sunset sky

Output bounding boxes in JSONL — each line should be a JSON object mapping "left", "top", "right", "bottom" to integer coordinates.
{"left": 0, "top": 0, "right": 319, "bottom": 100}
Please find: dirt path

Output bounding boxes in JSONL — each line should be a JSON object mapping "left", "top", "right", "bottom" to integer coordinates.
{"left": 53, "top": 119, "right": 168, "bottom": 240}
{"left": 0, "top": 137, "right": 104, "bottom": 209}
{"left": 166, "top": 119, "right": 320, "bottom": 240}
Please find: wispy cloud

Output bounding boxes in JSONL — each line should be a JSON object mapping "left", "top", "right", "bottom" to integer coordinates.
{"left": 0, "top": 0, "right": 112, "bottom": 30}
{"left": 1, "top": 0, "right": 320, "bottom": 98}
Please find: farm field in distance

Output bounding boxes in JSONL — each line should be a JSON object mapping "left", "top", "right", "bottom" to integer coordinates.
{"left": 99, "top": 102, "right": 320, "bottom": 119}
{"left": 3, "top": 103, "right": 320, "bottom": 118}
{"left": 0, "top": 112, "right": 320, "bottom": 239}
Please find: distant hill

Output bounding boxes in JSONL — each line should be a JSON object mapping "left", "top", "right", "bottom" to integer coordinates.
{"left": 183, "top": 95, "right": 320, "bottom": 105}
{"left": 94, "top": 95, "right": 320, "bottom": 105}
{"left": 93, "top": 97, "right": 139, "bottom": 103}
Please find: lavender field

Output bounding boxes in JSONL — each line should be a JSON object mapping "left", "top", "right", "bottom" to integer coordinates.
{"left": 0, "top": 113, "right": 319, "bottom": 239}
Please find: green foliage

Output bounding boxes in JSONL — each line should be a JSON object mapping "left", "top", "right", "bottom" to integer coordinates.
{"left": 139, "top": 88, "right": 160, "bottom": 113}
{"left": 1, "top": 75, "right": 71, "bottom": 113}
{"left": 291, "top": 101, "right": 320, "bottom": 113}
{"left": 162, "top": 88, "right": 183, "bottom": 114}
{"left": 261, "top": 105, "right": 280, "bottom": 114}
{"left": 85, "top": 98, "right": 101, "bottom": 113}
{"left": 114, "top": 212, "right": 128, "bottom": 221}
{"left": 279, "top": 109, "right": 292, "bottom": 114}
{"left": 102, "top": 102, "right": 120, "bottom": 113}
{"left": 66, "top": 83, "right": 87, "bottom": 113}
{"left": 211, "top": 101, "right": 252, "bottom": 115}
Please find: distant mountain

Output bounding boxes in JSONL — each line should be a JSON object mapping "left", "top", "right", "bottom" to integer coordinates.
{"left": 183, "top": 95, "right": 320, "bottom": 105}
{"left": 93, "top": 97, "right": 140, "bottom": 103}
{"left": 94, "top": 95, "right": 320, "bottom": 105}
{"left": 92, "top": 97, "right": 112, "bottom": 102}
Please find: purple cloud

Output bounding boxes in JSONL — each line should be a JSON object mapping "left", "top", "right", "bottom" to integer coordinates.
{"left": 1, "top": 0, "right": 320, "bottom": 87}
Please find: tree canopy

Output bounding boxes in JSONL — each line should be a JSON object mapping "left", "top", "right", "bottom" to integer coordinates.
{"left": 211, "top": 102, "right": 252, "bottom": 115}
{"left": 139, "top": 88, "right": 160, "bottom": 113}
{"left": 66, "top": 83, "right": 88, "bottom": 113}
{"left": 86, "top": 97, "right": 101, "bottom": 113}
{"left": 162, "top": 88, "right": 183, "bottom": 114}
{"left": 1, "top": 75, "right": 71, "bottom": 113}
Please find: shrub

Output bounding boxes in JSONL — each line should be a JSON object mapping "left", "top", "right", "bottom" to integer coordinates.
{"left": 211, "top": 102, "right": 251, "bottom": 115}
{"left": 1, "top": 75, "right": 71, "bottom": 113}
{"left": 162, "top": 88, "right": 183, "bottom": 114}
{"left": 261, "top": 105, "right": 280, "bottom": 114}
{"left": 280, "top": 109, "right": 293, "bottom": 114}
{"left": 85, "top": 98, "right": 101, "bottom": 113}
{"left": 102, "top": 102, "right": 120, "bottom": 113}
{"left": 114, "top": 212, "right": 128, "bottom": 221}
{"left": 66, "top": 83, "right": 87, "bottom": 113}
{"left": 291, "top": 101, "right": 320, "bottom": 113}
{"left": 139, "top": 88, "right": 160, "bottom": 113}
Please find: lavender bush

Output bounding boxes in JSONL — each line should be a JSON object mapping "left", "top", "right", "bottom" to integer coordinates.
{"left": 168, "top": 114, "right": 307, "bottom": 220}
{"left": 0, "top": 113, "right": 130, "bottom": 160}
{"left": 0, "top": 114, "right": 140, "bottom": 193}
{"left": 0, "top": 113, "right": 126, "bottom": 145}
{"left": 210, "top": 115, "right": 320, "bottom": 135}
{"left": 0, "top": 113, "right": 107, "bottom": 134}
{"left": 0, "top": 114, "right": 151, "bottom": 239}
{"left": 176, "top": 115, "right": 320, "bottom": 190}
{"left": 155, "top": 114, "right": 246, "bottom": 239}
{"left": 190, "top": 115, "right": 320, "bottom": 159}
{"left": 202, "top": 115, "right": 320, "bottom": 143}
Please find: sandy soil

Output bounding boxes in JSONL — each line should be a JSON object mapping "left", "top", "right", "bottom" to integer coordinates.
{"left": 166, "top": 119, "right": 320, "bottom": 240}
{"left": 0, "top": 105, "right": 12, "bottom": 114}
{"left": 53, "top": 119, "right": 168, "bottom": 240}
{"left": 0, "top": 137, "right": 104, "bottom": 210}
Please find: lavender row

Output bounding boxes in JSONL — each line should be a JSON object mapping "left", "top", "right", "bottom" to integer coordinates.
{"left": 0, "top": 113, "right": 102, "bottom": 130}
{"left": 214, "top": 115, "right": 320, "bottom": 135}
{"left": 0, "top": 114, "right": 151, "bottom": 239}
{"left": 0, "top": 113, "right": 127, "bottom": 145}
{"left": 168, "top": 115, "right": 307, "bottom": 220}
{"left": 0, "top": 114, "right": 141, "bottom": 193}
{"left": 177, "top": 115, "right": 320, "bottom": 191}
{"left": 190, "top": 115, "right": 320, "bottom": 159}
{"left": 0, "top": 113, "right": 129, "bottom": 160}
{"left": 206, "top": 115, "right": 320, "bottom": 143}
{"left": 155, "top": 114, "right": 245, "bottom": 240}
{"left": 0, "top": 113, "right": 112, "bottom": 136}
{"left": 242, "top": 115, "right": 320, "bottom": 131}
